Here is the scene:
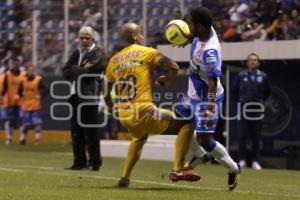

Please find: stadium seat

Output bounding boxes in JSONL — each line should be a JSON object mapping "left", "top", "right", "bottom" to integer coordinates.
{"left": 7, "top": 21, "right": 15, "bottom": 29}
{"left": 6, "top": 0, "right": 13, "bottom": 6}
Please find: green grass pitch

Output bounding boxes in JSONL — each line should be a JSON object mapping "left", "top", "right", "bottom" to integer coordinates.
{"left": 0, "top": 144, "right": 299, "bottom": 200}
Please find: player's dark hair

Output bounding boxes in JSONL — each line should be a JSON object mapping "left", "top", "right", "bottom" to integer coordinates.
{"left": 247, "top": 53, "right": 260, "bottom": 62}
{"left": 190, "top": 7, "right": 213, "bottom": 30}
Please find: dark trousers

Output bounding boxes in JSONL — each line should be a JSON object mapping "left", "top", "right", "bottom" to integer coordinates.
{"left": 70, "top": 97, "right": 102, "bottom": 167}
{"left": 239, "top": 104, "right": 263, "bottom": 162}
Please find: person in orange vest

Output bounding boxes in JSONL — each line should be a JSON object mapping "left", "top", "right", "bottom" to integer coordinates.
{"left": 0, "top": 73, "right": 8, "bottom": 122}
{"left": 18, "top": 65, "right": 45, "bottom": 145}
{"left": 1, "top": 58, "right": 26, "bottom": 144}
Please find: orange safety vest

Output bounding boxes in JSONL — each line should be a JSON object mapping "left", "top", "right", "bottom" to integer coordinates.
{"left": 20, "top": 75, "right": 42, "bottom": 111}
{"left": 0, "top": 74, "right": 8, "bottom": 108}
{"left": 5, "top": 71, "right": 26, "bottom": 106}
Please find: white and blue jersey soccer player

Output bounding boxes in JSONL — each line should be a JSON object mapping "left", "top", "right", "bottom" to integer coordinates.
{"left": 178, "top": 31, "right": 224, "bottom": 134}
{"left": 174, "top": 7, "right": 240, "bottom": 190}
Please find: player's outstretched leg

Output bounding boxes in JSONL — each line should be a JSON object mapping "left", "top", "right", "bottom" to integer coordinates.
{"left": 228, "top": 163, "right": 241, "bottom": 191}
{"left": 166, "top": 123, "right": 201, "bottom": 182}
{"left": 198, "top": 134, "right": 240, "bottom": 191}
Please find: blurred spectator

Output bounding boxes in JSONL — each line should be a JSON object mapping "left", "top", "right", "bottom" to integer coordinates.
{"left": 68, "top": 0, "right": 78, "bottom": 9}
{"left": 38, "top": 49, "right": 57, "bottom": 75}
{"left": 280, "top": 0, "right": 297, "bottom": 12}
{"left": 108, "top": 0, "right": 117, "bottom": 7}
{"left": 45, "top": 33, "right": 59, "bottom": 54}
{"left": 256, "top": 0, "right": 278, "bottom": 27}
{"left": 241, "top": 22, "right": 267, "bottom": 41}
{"left": 19, "top": 26, "right": 32, "bottom": 64}
{"left": 221, "top": 18, "right": 241, "bottom": 42}
{"left": 279, "top": 13, "right": 299, "bottom": 39}
{"left": 83, "top": 8, "right": 102, "bottom": 29}
{"left": 8, "top": 0, "right": 28, "bottom": 26}
{"left": 291, "top": 9, "right": 300, "bottom": 26}
{"left": 229, "top": 0, "right": 249, "bottom": 24}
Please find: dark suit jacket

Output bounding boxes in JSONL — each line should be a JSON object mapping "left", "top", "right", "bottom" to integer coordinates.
{"left": 63, "top": 45, "right": 105, "bottom": 103}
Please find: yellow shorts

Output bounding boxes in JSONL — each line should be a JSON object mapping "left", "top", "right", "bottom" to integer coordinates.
{"left": 118, "top": 103, "right": 174, "bottom": 139}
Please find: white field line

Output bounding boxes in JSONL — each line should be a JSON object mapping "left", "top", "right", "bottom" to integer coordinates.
{"left": 0, "top": 167, "right": 23, "bottom": 172}
{"left": 0, "top": 164, "right": 299, "bottom": 198}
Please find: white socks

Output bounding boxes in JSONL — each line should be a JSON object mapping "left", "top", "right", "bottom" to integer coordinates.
{"left": 4, "top": 121, "right": 13, "bottom": 140}
{"left": 19, "top": 126, "right": 27, "bottom": 141}
{"left": 210, "top": 141, "right": 238, "bottom": 173}
{"left": 35, "top": 131, "right": 41, "bottom": 140}
{"left": 189, "top": 135, "right": 238, "bottom": 173}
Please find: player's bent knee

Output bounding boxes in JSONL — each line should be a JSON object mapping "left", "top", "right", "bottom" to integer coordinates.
{"left": 133, "top": 134, "right": 148, "bottom": 143}
{"left": 197, "top": 134, "right": 216, "bottom": 152}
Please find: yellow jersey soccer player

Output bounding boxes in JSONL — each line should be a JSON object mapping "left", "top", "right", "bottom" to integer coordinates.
{"left": 105, "top": 22, "right": 200, "bottom": 187}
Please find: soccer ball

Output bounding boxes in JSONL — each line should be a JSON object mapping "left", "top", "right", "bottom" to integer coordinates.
{"left": 165, "top": 19, "right": 190, "bottom": 46}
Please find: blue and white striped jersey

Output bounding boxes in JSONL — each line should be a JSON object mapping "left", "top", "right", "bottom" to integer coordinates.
{"left": 187, "top": 27, "right": 224, "bottom": 101}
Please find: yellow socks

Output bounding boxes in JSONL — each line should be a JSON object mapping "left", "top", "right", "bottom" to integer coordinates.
{"left": 173, "top": 123, "right": 193, "bottom": 171}
{"left": 122, "top": 137, "right": 147, "bottom": 179}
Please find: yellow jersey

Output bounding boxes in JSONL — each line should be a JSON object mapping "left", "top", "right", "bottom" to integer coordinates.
{"left": 105, "top": 44, "right": 161, "bottom": 106}
{"left": 105, "top": 44, "right": 174, "bottom": 138}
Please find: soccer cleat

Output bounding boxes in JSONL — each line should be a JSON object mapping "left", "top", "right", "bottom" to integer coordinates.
{"left": 252, "top": 161, "right": 262, "bottom": 170}
{"left": 169, "top": 170, "right": 201, "bottom": 182}
{"left": 19, "top": 139, "right": 26, "bottom": 145}
{"left": 228, "top": 163, "right": 241, "bottom": 191}
{"left": 117, "top": 177, "right": 130, "bottom": 188}
{"left": 184, "top": 154, "right": 211, "bottom": 170}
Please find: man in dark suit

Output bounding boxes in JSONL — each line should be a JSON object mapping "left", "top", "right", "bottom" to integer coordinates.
{"left": 63, "top": 26, "right": 105, "bottom": 171}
